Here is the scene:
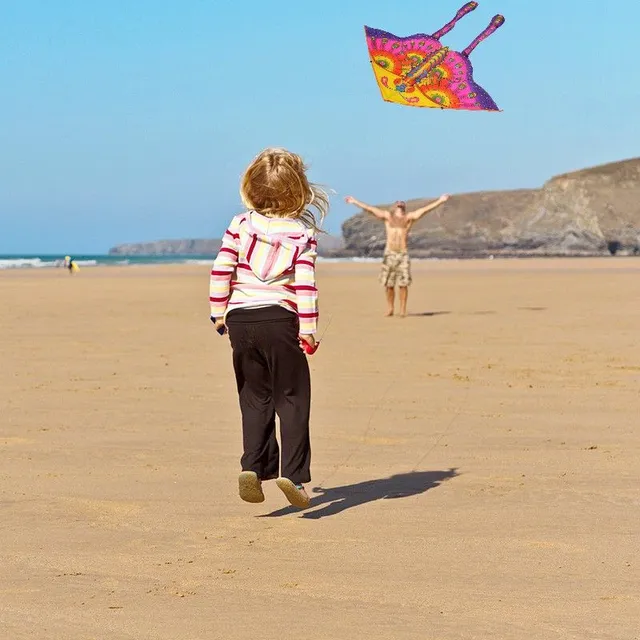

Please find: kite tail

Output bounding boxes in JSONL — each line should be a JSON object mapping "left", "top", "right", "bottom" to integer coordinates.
{"left": 431, "top": 2, "right": 479, "bottom": 40}
{"left": 462, "top": 14, "right": 505, "bottom": 57}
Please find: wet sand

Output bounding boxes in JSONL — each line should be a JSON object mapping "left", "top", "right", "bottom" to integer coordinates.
{"left": 1, "top": 259, "right": 639, "bottom": 640}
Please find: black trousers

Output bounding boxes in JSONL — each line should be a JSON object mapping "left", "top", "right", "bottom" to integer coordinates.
{"left": 226, "top": 306, "right": 311, "bottom": 485}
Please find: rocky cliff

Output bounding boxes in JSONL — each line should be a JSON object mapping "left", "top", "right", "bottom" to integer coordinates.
{"left": 513, "top": 159, "right": 640, "bottom": 255}
{"left": 110, "top": 158, "right": 639, "bottom": 259}
{"left": 342, "top": 157, "right": 640, "bottom": 258}
{"left": 109, "top": 238, "right": 222, "bottom": 256}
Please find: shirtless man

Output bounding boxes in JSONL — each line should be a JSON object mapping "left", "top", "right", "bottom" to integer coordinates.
{"left": 345, "top": 194, "right": 449, "bottom": 316}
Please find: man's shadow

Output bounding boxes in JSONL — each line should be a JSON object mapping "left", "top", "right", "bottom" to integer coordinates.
{"left": 407, "top": 311, "right": 452, "bottom": 317}
{"left": 258, "top": 468, "right": 458, "bottom": 520}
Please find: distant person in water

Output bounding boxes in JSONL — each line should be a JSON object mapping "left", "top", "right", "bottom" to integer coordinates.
{"left": 344, "top": 195, "right": 449, "bottom": 316}
{"left": 63, "top": 256, "right": 79, "bottom": 274}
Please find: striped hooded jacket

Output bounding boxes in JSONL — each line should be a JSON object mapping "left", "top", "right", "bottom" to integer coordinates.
{"left": 209, "top": 211, "right": 319, "bottom": 334}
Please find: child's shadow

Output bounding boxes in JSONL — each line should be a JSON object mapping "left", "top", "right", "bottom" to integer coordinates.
{"left": 258, "top": 468, "right": 458, "bottom": 520}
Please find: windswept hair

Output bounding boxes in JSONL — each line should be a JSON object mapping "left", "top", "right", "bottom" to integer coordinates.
{"left": 240, "top": 148, "right": 329, "bottom": 233}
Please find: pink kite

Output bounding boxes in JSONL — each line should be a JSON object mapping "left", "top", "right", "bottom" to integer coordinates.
{"left": 365, "top": 2, "right": 505, "bottom": 111}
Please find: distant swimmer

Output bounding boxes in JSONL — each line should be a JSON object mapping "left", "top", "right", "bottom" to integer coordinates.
{"left": 63, "top": 256, "right": 79, "bottom": 274}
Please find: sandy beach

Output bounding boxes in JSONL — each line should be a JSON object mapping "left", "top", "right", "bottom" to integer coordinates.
{"left": 1, "top": 259, "right": 639, "bottom": 640}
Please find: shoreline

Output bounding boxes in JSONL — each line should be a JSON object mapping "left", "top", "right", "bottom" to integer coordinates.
{"left": 1, "top": 256, "right": 639, "bottom": 279}
{"left": 2, "top": 253, "right": 640, "bottom": 273}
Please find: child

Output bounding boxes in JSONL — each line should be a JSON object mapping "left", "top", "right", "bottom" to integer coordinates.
{"left": 209, "top": 148, "right": 328, "bottom": 509}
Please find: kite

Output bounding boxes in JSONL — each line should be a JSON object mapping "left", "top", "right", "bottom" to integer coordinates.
{"left": 364, "top": 2, "right": 505, "bottom": 111}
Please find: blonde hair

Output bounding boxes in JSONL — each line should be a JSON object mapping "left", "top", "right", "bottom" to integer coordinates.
{"left": 240, "top": 148, "right": 329, "bottom": 233}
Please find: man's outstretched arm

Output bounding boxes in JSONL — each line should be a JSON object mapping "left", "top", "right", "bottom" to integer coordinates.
{"left": 345, "top": 196, "right": 389, "bottom": 221}
{"left": 407, "top": 194, "right": 450, "bottom": 221}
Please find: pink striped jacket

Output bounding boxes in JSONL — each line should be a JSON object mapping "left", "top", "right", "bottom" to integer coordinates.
{"left": 209, "top": 211, "right": 319, "bottom": 334}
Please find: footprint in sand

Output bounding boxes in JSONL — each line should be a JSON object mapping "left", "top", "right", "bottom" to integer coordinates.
{"left": 524, "top": 540, "right": 585, "bottom": 553}
{"left": 342, "top": 435, "right": 407, "bottom": 446}
{"left": 1, "top": 437, "right": 35, "bottom": 446}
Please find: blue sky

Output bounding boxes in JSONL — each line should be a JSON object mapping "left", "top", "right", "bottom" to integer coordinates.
{"left": 1, "top": 0, "right": 639, "bottom": 253}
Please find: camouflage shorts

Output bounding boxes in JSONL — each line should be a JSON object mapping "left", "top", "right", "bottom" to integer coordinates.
{"left": 380, "top": 251, "right": 412, "bottom": 288}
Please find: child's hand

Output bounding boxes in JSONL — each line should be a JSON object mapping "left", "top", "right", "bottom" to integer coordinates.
{"left": 298, "top": 333, "right": 317, "bottom": 354}
{"left": 344, "top": 196, "right": 355, "bottom": 204}
{"left": 212, "top": 318, "right": 227, "bottom": 335}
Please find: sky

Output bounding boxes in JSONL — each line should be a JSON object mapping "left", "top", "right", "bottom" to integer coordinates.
{"left": 1, "top": 0, "right": 639, "bottom": 254}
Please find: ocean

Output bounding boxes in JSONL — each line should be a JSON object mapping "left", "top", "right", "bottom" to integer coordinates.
{"left": 0, "top": 254, "right": 216, "bottom": 269}
{"left": 0, "top": 254, "right": 381, "bottom": 270}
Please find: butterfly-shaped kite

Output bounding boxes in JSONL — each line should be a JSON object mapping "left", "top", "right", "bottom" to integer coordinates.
{"left": 365, "top": 2, "right": 505, "bottom": 111}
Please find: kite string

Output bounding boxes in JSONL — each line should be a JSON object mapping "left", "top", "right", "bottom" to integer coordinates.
{"left": 314, "top": 359, "right": 471, "bottom": 489}
{"left": 315, "top": 375, "right": 395, "bottom": 490}
{"left": 410, "top": 385, "right": 470, "bottom": 472}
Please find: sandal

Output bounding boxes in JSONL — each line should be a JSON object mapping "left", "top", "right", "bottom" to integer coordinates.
{"left": 275, "top": 477, "right": 311, "bottom": 509}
